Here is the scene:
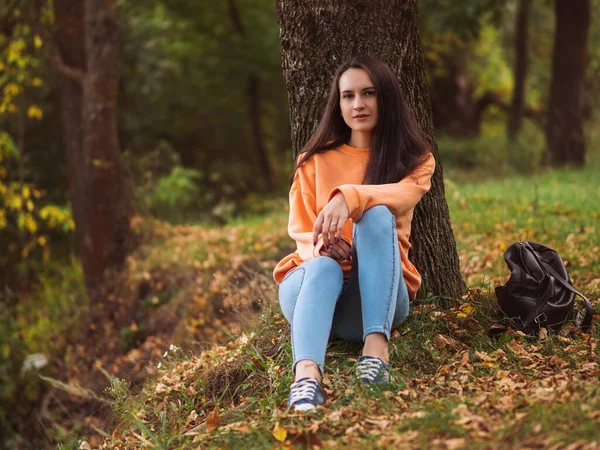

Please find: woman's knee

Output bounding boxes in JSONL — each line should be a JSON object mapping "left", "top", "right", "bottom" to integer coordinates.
{"left": 355, "top": 205, "right": 395, "bottom": 230}
{"left": 354, "top": 206, "right": 396, "bottom": 244}
{"left": 278, "top": 257, "right": 343, "bottom": 321}
{"left": 299, "top": 256, "right": 344, "bottom": 284}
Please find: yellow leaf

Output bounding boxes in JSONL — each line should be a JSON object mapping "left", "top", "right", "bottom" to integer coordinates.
{"left": 272, "top": 422, "right": 287, "bottom": 442}
{"left": 459, "top": 304, "right": 475, "bottom": 315}
{"left": 34, "top": 35, "right": 43, "bottom": 48}
{"left": 3, "top": 83, "right": 21, "bottom": 97}
{"left": 27, "top": 105, "right": 43, "bottom": 120}
{"left": 26, "top": 199, "right": 34, "bottom": 211}
{"left": 481, "top": 361, "right": 497, "bottom": 368}
{"left": 32, "top": 78, "right": 42, "bottom": 87}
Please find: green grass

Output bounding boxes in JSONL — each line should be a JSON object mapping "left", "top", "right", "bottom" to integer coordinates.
{"left": 445, "top": 162, "right": 600, "bottom": 291}
{"left": 79, "top": 143, "right": 600, "bottom": 449}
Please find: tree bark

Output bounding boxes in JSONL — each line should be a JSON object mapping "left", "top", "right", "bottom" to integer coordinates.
{"left": 54, "top": 0, "right": 89, "bottom": 286}
{"left": 508, "top": 0, "right": 530, "bottom": 140}
{"left": 54, "top": 0, "right": 132, "bottom": 342}
{"left": 545, "top": 0, "right": 590, "bottom": 166}
{"left": 276, "top": 0, "right": 463, "bottom": 299}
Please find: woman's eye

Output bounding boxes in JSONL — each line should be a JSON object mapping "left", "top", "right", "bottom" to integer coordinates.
{"left": 342, "top": 94, "right": 353, "bottom": 99}
{"left": 365, "top": 91, "right": 375, "bottom": 96}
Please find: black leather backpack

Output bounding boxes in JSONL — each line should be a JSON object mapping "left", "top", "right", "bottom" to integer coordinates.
{"left": 494, "top": 241, "right": 594, "bottom": 334}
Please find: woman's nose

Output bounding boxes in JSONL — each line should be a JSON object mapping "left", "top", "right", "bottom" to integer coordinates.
{"left": 353, "top": 97, "right": 365, "bottom": 109}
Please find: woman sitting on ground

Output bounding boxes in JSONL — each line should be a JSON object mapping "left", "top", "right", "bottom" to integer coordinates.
{"left": 273, "top": 55, "right": 435, "bottom": 411}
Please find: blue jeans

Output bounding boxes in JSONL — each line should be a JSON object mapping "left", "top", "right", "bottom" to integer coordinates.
{"left": 278, "top": 205, "right": 410, "bottom": 372}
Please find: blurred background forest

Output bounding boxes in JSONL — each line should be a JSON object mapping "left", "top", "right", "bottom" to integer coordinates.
{"left": 1, "top": 0, "right": 599, "bottom": 448}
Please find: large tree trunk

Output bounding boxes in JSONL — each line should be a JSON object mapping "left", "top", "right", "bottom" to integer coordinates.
{"left": 545, "top": 0, "right": 590, "bottom": 166}
{"left": 276, "top": 0, "right": 463, "bottom": 299}
{"left": 54, "top": 0, "right": 132, "bottom": 351}
{"left": 54, "top": 0, "right": 90, "bottom": 288}
{"left": 508, "top": 0, "right": 530, "bottom": 140}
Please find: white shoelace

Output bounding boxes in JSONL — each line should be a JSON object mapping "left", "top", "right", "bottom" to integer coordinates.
{"left": 289, "top": 379, "right": 318, "bottom": 404}
{"left": 356, "top": 358, "right": 384, "bottom": 382}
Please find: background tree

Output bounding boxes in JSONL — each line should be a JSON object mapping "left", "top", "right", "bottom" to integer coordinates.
{"left": 545, "top": 0, "right": 591, "bottom": 166}
{"left": 51, "top": 0, "right": 133, "bottom": 349}
{"left": 507, "top": 0, "right": 531, "bottom": 140}
{"left": 276, "top": 0, "right": 463, "bottom": 298}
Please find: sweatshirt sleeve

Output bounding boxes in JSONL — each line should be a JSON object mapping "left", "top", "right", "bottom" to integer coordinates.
{"left": 327, "top": 152, "right": 436, "bottom": 222}
{"left": 287, "top": 161, "right": 324, "bottom": 261}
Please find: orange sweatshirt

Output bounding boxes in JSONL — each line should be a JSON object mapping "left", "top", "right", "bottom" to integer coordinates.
{"left": 273, "top": 144, "right": 436, "bottom": 300}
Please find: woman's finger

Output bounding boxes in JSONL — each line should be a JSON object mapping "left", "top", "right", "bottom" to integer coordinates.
{"left": 327, "top": 220, "right": 338, "bottom": 248}
{"left": 322, "top": 217, "right": 333, "bottom": 249}
{"left": 335, "top": 220, "right": 345, "bottom": 244}
{"left": 328, "top": 246, "right": 344, "bottom": 261}
{"left": 312, "top": 212, "right": 324, "bottom": 246}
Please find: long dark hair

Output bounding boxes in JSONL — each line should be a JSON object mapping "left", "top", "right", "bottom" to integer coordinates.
{"left": 291, "top": 56, "right": 430, "bottom": 185}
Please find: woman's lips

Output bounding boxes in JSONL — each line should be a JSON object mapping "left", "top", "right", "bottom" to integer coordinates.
{"left": 354, "top": 115, "right": 369, "bottom": 120}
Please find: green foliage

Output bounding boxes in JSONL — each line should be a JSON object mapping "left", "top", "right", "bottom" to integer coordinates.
{"left": 0, "top": 259, "right": 86, "bottom": 448}
{"left": 438, "top": 112, "right": 545, "bottom": 175}
{"left": 117, "top": 0, "right": 290, "bottom": 205}
{"left": 0, "top": 287, "right": 47, "bottom": 449}
{"left": 469, "top": 26, "right": 512, "bottom": 98}
{"left": 0, "top": 134, "right": 74, "bottom": 285}
{"left": 419, "top": 0, "right": 506, "bottom": 40}
{"left": 18, "top": 259, "right": 86, "bottom": 354}
{"left": 150, "top": 166, "right": 202, "bottom": 215}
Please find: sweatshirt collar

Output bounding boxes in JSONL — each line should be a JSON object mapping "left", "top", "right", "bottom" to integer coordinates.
{"left": 339, "top": 143, "right": 370, "bottom": 156}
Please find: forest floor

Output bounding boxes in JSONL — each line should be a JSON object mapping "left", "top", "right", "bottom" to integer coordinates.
{"left": 73, "top": 163, "right": 600, "bottom": 450}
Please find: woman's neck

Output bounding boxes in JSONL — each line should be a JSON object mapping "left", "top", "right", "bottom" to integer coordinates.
{"left": 348, "top": 131, "right": 373, "bottom": 149}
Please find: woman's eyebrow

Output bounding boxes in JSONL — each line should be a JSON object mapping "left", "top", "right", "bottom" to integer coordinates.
{"left": 340, "top": 86, "right": 376, "bottom": 94}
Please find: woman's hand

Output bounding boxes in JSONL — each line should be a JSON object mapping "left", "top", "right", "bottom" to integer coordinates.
{"left": 320, "top": 239, "right": 352, "bottom": 261}
{"left": 312, "top": 192, "right": 350, "bottom": 250}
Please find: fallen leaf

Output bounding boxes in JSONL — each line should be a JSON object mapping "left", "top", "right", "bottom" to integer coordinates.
{"left": 327, "top": 410, "right": 342, "bottom": 422}
{"left": 459, "top": 351, "right": 471, "bottom": 367}
{"left": 155, "top": 382, "right": 169, "bottom": 394}
{"left": 185, "top": 410, "right": 199, "bottom": 427}
{"left": 549, "top": 355, "right": 569, "bottom": 369}
{"left": 272, "top": 421, "right": 287, "bottom": 442}
{"left": 206, "top": 406, "right": 220, "bottom": 433}
{"left": 223, "top": 422, "right": 252, "bottom": 433}
{"left": 445, "top": 438, "right": 466, "bottom": 450}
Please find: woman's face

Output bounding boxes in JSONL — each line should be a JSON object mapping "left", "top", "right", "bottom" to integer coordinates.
{"left": 339, "top": 68, "right": 378, "bottom": 135}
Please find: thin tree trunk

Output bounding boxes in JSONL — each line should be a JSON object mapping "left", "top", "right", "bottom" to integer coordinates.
{"left": 508, "top": 0, "right": 530, "bottom": 140}
{"left": 428, "top": 46, "right": 478, "bottom": 138}
{"left": 248, "top": 75, "right": 272, "bottom": 190}
{"left": 228, "top": 0, "right": 273, "bottom": 190}
{"left": 276, "top": 0, "right": 463, "bottom": 299}
{"left": 545, "top": 0, "right": 590, "bottom": 166}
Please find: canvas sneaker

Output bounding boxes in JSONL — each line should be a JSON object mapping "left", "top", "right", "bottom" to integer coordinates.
{"left": 356, "top": 356, "right": 391, "bottom": 384}
{"left": 287, "top": 377, "right": 326, "bottom": 412}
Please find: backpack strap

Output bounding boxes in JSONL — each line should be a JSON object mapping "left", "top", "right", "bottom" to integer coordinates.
{"left": 522, "top": 275, "right": 555, "bottom": 331}
{"left": 537, "top": 261, "right": 594, "bottom": 329}
{"left": 522, "top": 242, "right": 594, "bottom": 330}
